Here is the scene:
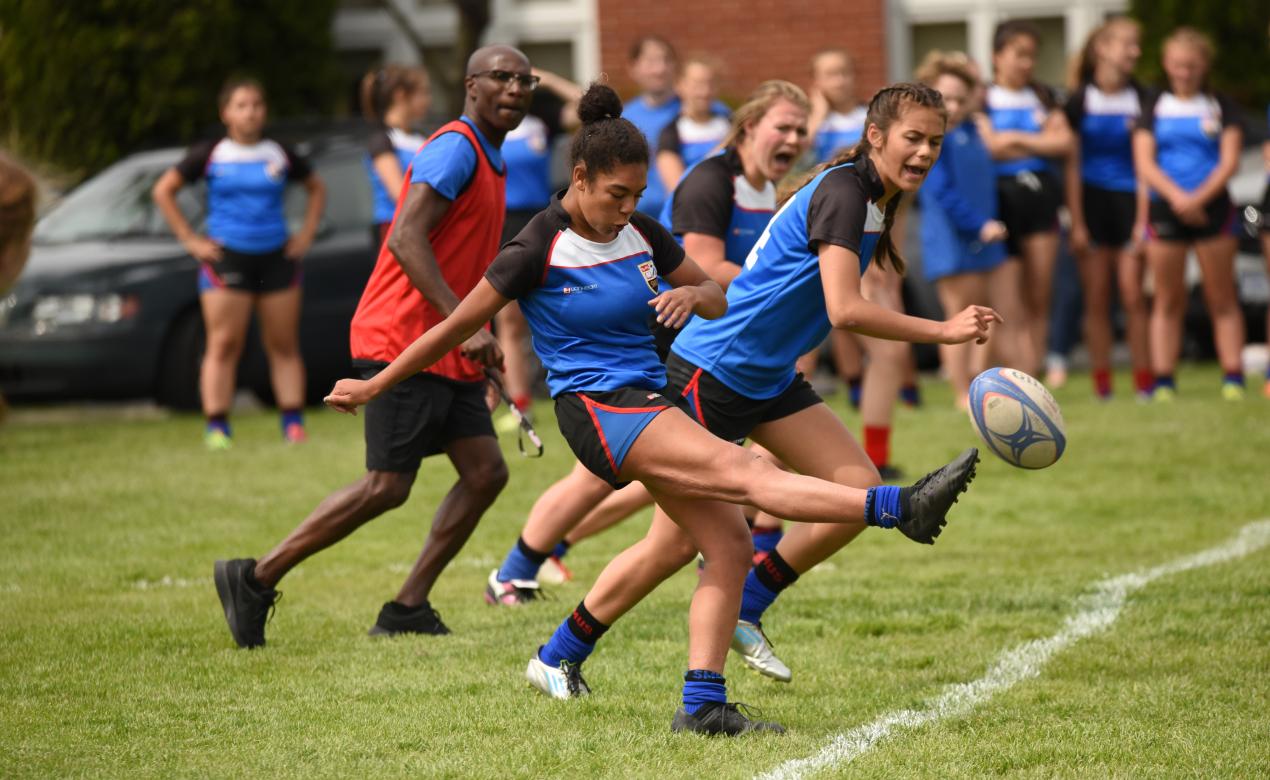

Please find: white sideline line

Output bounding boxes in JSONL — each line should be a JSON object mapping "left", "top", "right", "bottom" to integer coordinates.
{"left": 757, "top": 519, "right": 1270, "bottom": 780}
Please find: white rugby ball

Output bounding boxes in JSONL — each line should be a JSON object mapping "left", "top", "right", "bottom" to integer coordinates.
{"left": 968, "top": 367, "right": 1066, "bottom": 469}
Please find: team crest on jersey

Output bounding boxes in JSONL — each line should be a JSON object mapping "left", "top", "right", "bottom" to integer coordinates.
{"left": 265, "top": 160, "right": 286, "bottom": 181}
{"left": 638, "top": 259, "right": 658, "bottom": 293}
{"left": 1200, "top": 115, "right": 1221, "bottom": 138}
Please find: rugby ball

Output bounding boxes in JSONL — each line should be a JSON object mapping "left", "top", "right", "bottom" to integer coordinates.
{"left": 968, "top": 367, "right": 1066, "bottom": 469}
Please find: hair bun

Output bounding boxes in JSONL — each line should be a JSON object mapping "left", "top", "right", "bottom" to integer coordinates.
{"left": 578, "top": 82, "right": 624, "bottom": 125}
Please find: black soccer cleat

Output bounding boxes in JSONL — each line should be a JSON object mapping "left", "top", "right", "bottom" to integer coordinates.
{"left": 368, "top": 600, "right": 451, "bottom": 636}
{"left": 897, "top": 447, "right": 978, "bottom": 545}
{"left": 213, "top": 558, "right": 279, "bottom": 649}
{"left": 671, "top": 702, "right": 786, "bottom": 736}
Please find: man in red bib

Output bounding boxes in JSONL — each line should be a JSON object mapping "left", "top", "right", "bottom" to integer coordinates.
{"left": 213, "top": 46, "right": 536, "bottom": 647}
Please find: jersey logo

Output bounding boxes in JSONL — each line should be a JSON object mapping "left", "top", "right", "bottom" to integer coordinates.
{"left": 638, "top": 259, "right": 658, "bottom": 293}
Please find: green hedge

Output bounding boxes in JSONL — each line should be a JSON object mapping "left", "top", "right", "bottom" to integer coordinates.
{"left": 0, "top": 0, "right": 339, "bottom": 175}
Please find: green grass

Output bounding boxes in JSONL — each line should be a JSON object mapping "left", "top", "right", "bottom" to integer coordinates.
{"left": 2, "top": 366, "right": 1269, "bottom": 779}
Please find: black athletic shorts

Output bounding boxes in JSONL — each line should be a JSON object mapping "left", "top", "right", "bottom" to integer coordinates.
{"left": 1082, "top": 185, "right": 1137, "bottom": 248}
{"left": 997, "top": 169, "right": 1062, "bottom": 256}
{"left": 555, "top": 385, "right": 688, "bottom": 489}
{"left": 358, "top": 362, "right": 495, "bottom": 473}
{"left": 198, "top": 246, "right": 300, "bottom": 294}
{"left": 1147, "top": 193, "right": 1236, "bottom": 243}
{"left": 664, "top": 352, "right": 823, "bottom": 443}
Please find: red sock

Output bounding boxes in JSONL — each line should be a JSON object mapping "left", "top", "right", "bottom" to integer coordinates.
{"left": 863, "top": 425, "right": 890, "bottom": 469}
{"left": 1133, "top": 369, "right": 1154, "bottom": 394}
{"left": 1092, "top": 368, "right": 1112, "bottom": 398}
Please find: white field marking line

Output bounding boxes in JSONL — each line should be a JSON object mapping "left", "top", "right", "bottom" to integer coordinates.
{"left": 757, "top": 519, "right": 1270, "bottom": 780}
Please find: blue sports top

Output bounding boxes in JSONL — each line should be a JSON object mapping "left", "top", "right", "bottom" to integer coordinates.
{"left": 502, "top": 114, "right": 555, "bottom": 211}
{"left": 657, "top": 114, "right": 731, "bottom": 171}
{"left": 1137, "top": 90, "right": 1243, "bottom": 196}
{"left": 986, "top": 84, "right": 1058, "bottom": 176}
{"left": 813, "top": 106, "right": 867, "bottom": 163}
{"left": 624, "top": 94, "right": 731, "bottom": 217}
{"left": 409, "top": 115, "right": 505, "bottom": 199}
{"left": 175, "top": 137, "right": 312, "bottom": 253}
{"left": 1064, "top": 83, "right": 1145, "bottom": 193}
{"left": 366, "top": 126, "right": 426, "bottom": 224}
{"left": 917, "top": 120, "right": 1006, "bottom": 281}
{"left": 660, "top": 147, "right": 776, "bottom": 265}
{"left": 484, "top": 194, "right": 686, "bottom": 396}
{"left": 673, "top": 157, "right": 888, "bottom": 399}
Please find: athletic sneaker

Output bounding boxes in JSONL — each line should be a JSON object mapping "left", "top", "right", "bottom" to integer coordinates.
{"left": 283, "top": 422, "right": 308, "bottom": 443}
{"left": 731, "top": 620, "right": 791, "bottom": 682}
{"left": 485, "top": 568, "right": 541, "bottom": 606}
{"left": 213, "top": 558, "right": 279, "bottom": 648}
{"left": 897, "top": 447, "right": 978, "bottom": 545}
{"left": 1220, "top": 382, "right": 1245, "bottom": 402}
{"left": 537, "top": 555, "right": 573, "bottom": 585}
{"left": 526, "top": 651, "right": 590, "bottom": 699}
{"left": 204, "top": 429, "right": 232, "bottom": 451}
{"left": 1152, "top": 385, "right": 1176, "bottom": 403}
{"left": 671, "top": 701, "right": 786, "bottom": 735}
{"left": 368, "top": 600, "right": 451, "bottom": 636}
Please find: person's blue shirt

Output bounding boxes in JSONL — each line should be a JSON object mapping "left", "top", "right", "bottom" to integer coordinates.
{"left": 366, "top": 126, "right": 426, "bottom": 224}
{"left": 917, "top": 120, "right": 1006, "bottom": 281}
{"left": 174, "top": 137, "right": 312, "bottom": 253}
{"left": 502, "top": 114, "right": 555, "bottom": 211}
{"left": 658, "top": 115, "right": 732, "bottom": 171}
{"left": 624, "top": 94, "right": 730, "bottom": 217}
{"left": 813, "top": 105, "right": 867, "bottom": 163}
{"left": 673, "top": 158, "right": 887, "bottom": 399}
{"left": 409, "top": 115, "right": 505, "bottom": 198}
{"left": 1138, "top": 90, "right": 1242, "bottom": 196}
{"left": 986, "top": 84, "right": 1055, "bottom": 176}
{"left": 1064, "top": 83, "right": 1142, "bottom": 193}
{"left": 659, "top": 147, "right": 775, "bottom": 265}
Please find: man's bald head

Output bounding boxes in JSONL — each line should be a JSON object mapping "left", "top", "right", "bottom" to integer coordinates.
{"left": 466, "top": 45, "right": 529, "bottom": 76}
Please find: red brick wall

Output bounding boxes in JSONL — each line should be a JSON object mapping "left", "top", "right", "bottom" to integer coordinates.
{"left": 596, "top": 0, "right": 890, "bottom": 105}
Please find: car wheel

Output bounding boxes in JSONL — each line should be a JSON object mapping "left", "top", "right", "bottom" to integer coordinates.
{"left": 156, "top": 309, "right": 203, "bottom": 410}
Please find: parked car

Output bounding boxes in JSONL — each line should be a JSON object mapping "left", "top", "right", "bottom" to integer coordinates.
{"left": 0, "top": 134, "right": 378, "bottom": 409}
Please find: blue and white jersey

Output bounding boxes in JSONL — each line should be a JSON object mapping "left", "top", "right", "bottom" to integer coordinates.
{"left": 624, "top": 94, "right": 731, "bottom": 217}
{"left": 813, "top": 105, "right": 867, "bottom": 163}
{"left": 673, "top": 158, "right": 887, "bottom": 399}
{"left": 1138, "top": 90, "right": 1243, "bottom": 196}
{"left": 175, "top": 137, "right": 312, "bottom": 253}
{"left": 366, "top": 126, "right": 426, "bottom": 224}
{"left": 1064, "top": 83, "right": 1143, "bottom": 193}
{"left": 986, "top": 84, "right": 1057, "bottom": 176}
{"left": 484, "top": 196, "right": 686, "bottom": 396}
{"left": 502, "top": 114, "right": 554, "bottom": 211}
{"left": 657, "top": 114, "right": 731, "bottom": 170}
{"left": 660, "top": 147, "right": 775, "bottom": 265}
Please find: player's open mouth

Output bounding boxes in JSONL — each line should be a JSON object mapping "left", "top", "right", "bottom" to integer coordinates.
{"left": 902, "top": 164, "right": 928, "bottom": 178}
{"left": 773, "top": 152, "right": 795, "bottom": 166}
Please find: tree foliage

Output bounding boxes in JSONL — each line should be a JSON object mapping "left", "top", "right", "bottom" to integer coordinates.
{"left": 1129, "top": 0, "right": 1270, "bottom": 124}
{"left": 0, "top": 0, "right": 340, "bottom": 175}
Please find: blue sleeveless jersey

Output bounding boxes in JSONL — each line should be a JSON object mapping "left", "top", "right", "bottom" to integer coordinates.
{"left": 672, "top": 160, "right": 886, "bottom": 399}
{"left": 986, "top": 84, "right": 1054, "bottom": 176}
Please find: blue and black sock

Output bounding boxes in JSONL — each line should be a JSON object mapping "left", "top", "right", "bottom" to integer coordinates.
{"left": 497, "top": 536, "right": 550, "bottom": 583}
{"left": 1154, "top": 374, "right": 1176, "bottom": 392}
{"left": 1222, "top": 371, "right": 1244, "bottom": 387}
{"left": 752, "top": 527, "right": 783, "bottom": 555}
{"left": 847, "top": 376, "right": 863, "bottom": 409}
{"left": 682, "top": 669, "right": 727, "bottom": 716}
{"left": 739, "top": 549, "right": 799, "bottom": 625}
{"left": 552, "top": 540, "right": 570, "bottom": 560}
{"left": 539, "top": 600, "right": 609, "bottom": 667}
{"left": 865, "top": 484, "right": 907, "bottom": 529}
{"left": 206, "top": 413, "right": 231, "bottom": 437}
{"left": 280, "top": 408, "right": 303, "bottom": 432}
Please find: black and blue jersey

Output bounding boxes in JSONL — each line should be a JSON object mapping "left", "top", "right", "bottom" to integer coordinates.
{"left": 672, "top": 157, "right": 887, "bottom": 399}
{"left": 175, "top": 137, "right": 312, "bottom": 253}
{"left": 986, "top": 84, "right": 1058, "bottom": 176}
{"left": 1064, "top": 82, "right": 1145, "bottom": 193}
{"left": 366, "top": 126, "right": 426, "bottom": 224}
{"left": 659, "top": 147, "right": 776, "bottom": 264}
{"left": 1137, "top": 90, "right": 1243, "bottom": 196}
{"left": 484, "top": 194, "right": 685, "bottom": 397}
{"left": 657, "top": 114, "right": 731, "bottom": 171}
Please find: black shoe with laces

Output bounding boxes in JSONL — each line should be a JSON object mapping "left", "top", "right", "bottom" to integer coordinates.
{"left": 897, "top": 447, "right": 978, "bottom": 544}
{"left": 671, "top": 701, "right": 786, "bottom": 735}
{"left": 213, "top": 558, "right": 279, "bottom": 649}
{"left": 368, "top": 600, "right": 451, "bottom": 636}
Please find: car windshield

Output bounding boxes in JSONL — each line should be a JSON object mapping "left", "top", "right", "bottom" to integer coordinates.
{"left": 33, "top": 157, "right": 204, "bottom": 245}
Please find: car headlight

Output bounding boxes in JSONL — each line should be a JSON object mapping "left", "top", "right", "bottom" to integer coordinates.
{"left": 30, "top": 293, "right": 138, "bottom": 334}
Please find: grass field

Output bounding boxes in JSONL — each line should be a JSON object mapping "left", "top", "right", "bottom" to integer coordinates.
{"left": 2, "top": 366, "right": 1269, "bottom": 778}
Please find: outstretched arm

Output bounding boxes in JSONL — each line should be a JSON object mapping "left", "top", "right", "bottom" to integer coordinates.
{"left": 326, "top": 279, "right": 511, "bottom": 413}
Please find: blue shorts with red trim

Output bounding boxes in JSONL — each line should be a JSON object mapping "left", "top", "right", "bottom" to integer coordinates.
{"left": 555, "top": 386, "right": 690, "bottom": 488}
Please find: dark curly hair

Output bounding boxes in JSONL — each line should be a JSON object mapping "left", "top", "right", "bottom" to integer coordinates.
{"left": 568, "top": 82, "right": 648, "bottom": 180}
